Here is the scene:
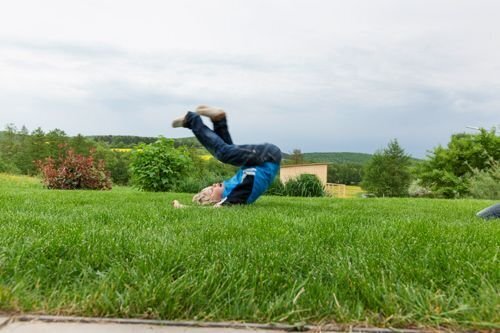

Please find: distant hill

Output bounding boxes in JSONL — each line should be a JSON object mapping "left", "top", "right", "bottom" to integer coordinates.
{"left": 86, "top": 135, "right": 158, "bottom": 146}
{"left": 297, "top": 152, "right": 422, "bottom": 165}
{"left": 282, "top": 152, "right": 373, "bottom": 165}
{"left": 302, "top": 152, "right": 374, "bottom": 165}
{"left": 85, "top": 135, "right": 203, "bottom": 148}
{"left": 172, "top": 137, "right": 203, "bottom": 148}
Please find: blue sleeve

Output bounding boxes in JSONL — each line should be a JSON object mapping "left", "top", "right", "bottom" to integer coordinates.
{"left": 222, "top": 175, "right": 254, "bottom": 205}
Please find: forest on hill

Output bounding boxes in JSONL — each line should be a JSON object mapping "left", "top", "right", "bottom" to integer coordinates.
{"left": 301, "top": 152, "right": 373, "bottom": 164}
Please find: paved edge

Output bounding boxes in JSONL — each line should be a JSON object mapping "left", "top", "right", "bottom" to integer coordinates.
{"left": 0, "top": 315, "right": 431, "bottom": 333}
{"left": 0, "top": 316, "right": 12, "bottom": 329}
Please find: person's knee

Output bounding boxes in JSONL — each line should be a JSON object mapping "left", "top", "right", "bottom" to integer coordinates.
{"left": 214, "top": 150, "right": 226, "bottom": 163}
{"left": 271, "top": 144, "right": 282, "bottom": 163}
{"left": 263, "top": 143, "right": 282, "bottom": 164}
{"left": 477, "top": 203, "right": 500, "bottom": 219}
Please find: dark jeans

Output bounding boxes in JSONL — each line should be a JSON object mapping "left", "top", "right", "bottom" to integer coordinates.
{"left": 476, "top": 203, "right": 500, "bottom": 219}
{"left": 184, "top": 111, "right": 281, "bottom": 167}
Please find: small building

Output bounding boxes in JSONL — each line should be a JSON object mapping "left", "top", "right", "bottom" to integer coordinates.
{"left": 280, "top": 163, "right": 328, "bottom": 185}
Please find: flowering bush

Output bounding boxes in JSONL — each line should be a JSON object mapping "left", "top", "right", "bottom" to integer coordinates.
{"left": 36, "top": 147, "right": 112, "bottom": 190}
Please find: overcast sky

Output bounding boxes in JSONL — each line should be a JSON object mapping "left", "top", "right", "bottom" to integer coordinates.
{"left": 1, "top": 0, "right": 499, "bottom": 158}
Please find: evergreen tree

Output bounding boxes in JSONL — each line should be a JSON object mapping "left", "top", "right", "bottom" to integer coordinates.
{"left": 29, "top": 127, "right": 49, "bottom": 166}
{"left": 70, "top": 134, "right": 95, "bottom": 155}
{"left": 46, "top": 129, "right": 68, "bottom": 158}
{"left": 14, "top": 126, "right": 33, "bottom": 174}
{"left": 0, "top": 124, "right": 21, "bottom": 173}
{"left": 0, "top": 124, "right": 18, "bottom": 162}
{"left": 361, "top": 139, "right": 412, "bottom": 197}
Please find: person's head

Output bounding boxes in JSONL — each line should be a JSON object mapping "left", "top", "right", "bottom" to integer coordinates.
{"left": 192, "top": 183, "right": 224, "bottom": 205}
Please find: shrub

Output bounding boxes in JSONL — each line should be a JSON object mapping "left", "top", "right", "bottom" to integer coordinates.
{"left": 266, "top": 177, "right": 286, "bottom": 196}
{"left": 284, "top": 174, "right": 325, "bottom": 197}
{"left": 130, "top": 138, "right": 193, "bottom": 192}
{"left": 266, "top": 175, "right": 325, "bottom": 197}
{"left": 408, "top": 180, "right": 433, "bottom": 197}
{"left": 468, "top": 159, "right": 500, "bottom": 199}
{"left": 36, "top": 148, "right": 112, "bottom": 190}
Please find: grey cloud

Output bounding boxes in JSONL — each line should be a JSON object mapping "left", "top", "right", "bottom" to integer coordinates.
{"left": 1, "top": 38, "right": 499, "bottom": 158}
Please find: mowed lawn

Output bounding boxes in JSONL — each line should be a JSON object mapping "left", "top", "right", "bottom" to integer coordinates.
{"left": 0, "top": 174, "right": 498, "bottom": 330}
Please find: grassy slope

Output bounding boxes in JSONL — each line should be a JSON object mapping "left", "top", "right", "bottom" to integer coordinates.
{"left": 300, "top": 152, "right": 422, "bottom": 165}
{"left": 302, "top": 152, "right": 373, "bottom": 164}
{"left": 0, "top": 174, "right": 498, "bottom": 330}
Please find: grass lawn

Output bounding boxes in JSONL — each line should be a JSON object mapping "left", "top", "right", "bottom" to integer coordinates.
{"left": 0, "top": 173, "right": 498, "bottom": 330}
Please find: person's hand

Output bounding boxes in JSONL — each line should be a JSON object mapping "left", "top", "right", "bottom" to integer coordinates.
{"left": 172, "top": 200, "right": 184, "bottom": 208}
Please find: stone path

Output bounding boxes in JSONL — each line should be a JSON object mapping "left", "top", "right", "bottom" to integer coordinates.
{"left": 0, "top": 315, "right": 426, "bottom": 333}
{"left": 0, "top": 315, "right": 281, "bottom": 333}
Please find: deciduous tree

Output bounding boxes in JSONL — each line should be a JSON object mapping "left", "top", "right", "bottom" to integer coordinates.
{"left": 417, "top": 128, "right": 499, "bottom": 198}
{"left": 290, "top": 149, "right": 304, "bottom": 164}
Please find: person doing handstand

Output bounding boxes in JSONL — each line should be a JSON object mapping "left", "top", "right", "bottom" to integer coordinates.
{"left": 171, "top": 106, "right": 282, "bottom": 207}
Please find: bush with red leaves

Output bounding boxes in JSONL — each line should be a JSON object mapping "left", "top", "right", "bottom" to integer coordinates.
{"left": 36, "top": 147, "right": 112, "bottom": 190}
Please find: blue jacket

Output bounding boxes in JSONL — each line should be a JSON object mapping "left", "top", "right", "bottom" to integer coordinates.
{"left": 221, "top": 162, "right": 280, "bottom": 205}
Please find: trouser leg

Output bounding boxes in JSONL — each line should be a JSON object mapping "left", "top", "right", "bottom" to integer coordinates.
{"left": 184, "top": 112, "right": 281, "bottom": 167}
{"left": 217, "top": 143, "right": 282, "bottom": 167}
{"left": 184, "top": 112, "right": 229, "bottom": 158}
{"left": 212, "top": 117, "right": 233, "bottom": 145}
{"left": 477, "top": 203, "right": 500, "bottom": 219}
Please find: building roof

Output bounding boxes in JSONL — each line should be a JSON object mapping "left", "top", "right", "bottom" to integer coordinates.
{"left": 280, "top": 163, "right": 329, "bottom": 168}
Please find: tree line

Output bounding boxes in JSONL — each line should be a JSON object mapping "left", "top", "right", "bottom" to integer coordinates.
{"left": 0, "top": 125, "right": 132, "bottom": 184}
{"left": 0, "top": 124, "right": 230, "bottom": 187}
{"left": 361, "top": 129, "right": 499, "bottom": 199}
{"left": 1, "top": 123, "right": 498, "bottom": 199}
{"left": 284, "top": 128, "right": 499, "bottom": 199}
{"left": 86, "top": 135, "right": 158, "bottom": 147}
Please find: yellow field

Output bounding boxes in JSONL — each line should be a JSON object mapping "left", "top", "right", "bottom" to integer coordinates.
{"left": 345, "top": 185, "right": 364, "bottom": 198}
{"left": 0, "top": 173, "right": 41, "bottom": 188}
{"left": 111, "top": 148, "right": 132, "bottom": 153}
{"left": 200, "top": 154, "right": 213, "bottom": 161}
{"left": 325, "top": 184, "right": 365, "bottom": 198}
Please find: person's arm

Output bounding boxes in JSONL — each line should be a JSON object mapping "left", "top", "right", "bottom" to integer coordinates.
{"left": 172, "top": 200, "right": 186, "bottom": 208}
{"left": 173, "top": 200, "right": 223, "bottom": 209}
